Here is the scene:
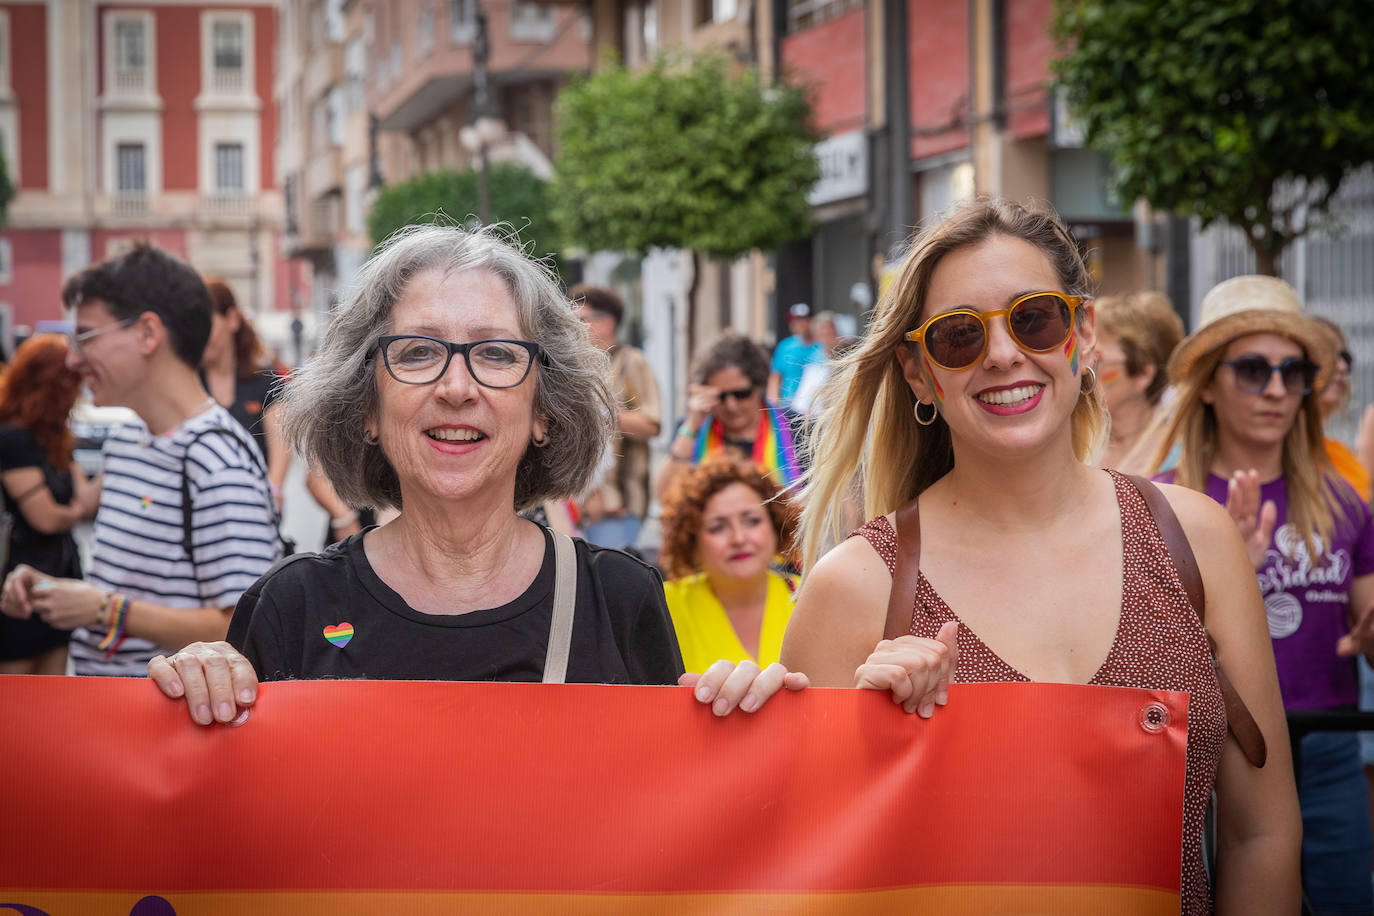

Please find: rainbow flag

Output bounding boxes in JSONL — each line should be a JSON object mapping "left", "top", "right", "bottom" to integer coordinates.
{"left": 0, "top": 678, "right": 1186, "bottom": 915}
{"left": 692, "top": 404, "right": 800, "bottom": 486}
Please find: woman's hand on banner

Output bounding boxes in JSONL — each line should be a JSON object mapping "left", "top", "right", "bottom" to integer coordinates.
{"left": 854, "top": 620, "right": 959, "bottom": 717}
{"left": 682, "top": 661, "right": 809, "bottom": 716}
{"left": 148, "top": 641, "right": 258, "bottom": 727}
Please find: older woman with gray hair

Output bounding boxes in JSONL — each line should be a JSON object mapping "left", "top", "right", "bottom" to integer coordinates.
{"left": 146, "top": 225, "right": 795, "bottom": 722}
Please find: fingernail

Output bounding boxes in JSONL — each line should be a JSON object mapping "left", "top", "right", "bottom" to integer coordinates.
{"left": 229, "top": 708, "right": 251, "bottom": 728}
{"left": 740, "top": 693, "right": 758, "bottom": 713}
{"left": 216, "top": 701, "right": 234, "bottom": 722}
{"left": 918, "top": 701, "right": 934, "bottom": 718}
{"left": 169, "top": 681, "right": 184, "bottom": 698}
{"left": 936, "top": 690, "right": 949, "bottom": 705}
{"left": 712, "top": 698, "right": 729, "bottom": 716}
{"left": 195, "top": 704, "right": 211, "bottom": 725}
{"left": 695, "top": 685, "right": 712, "bottom": 702}
{"left": 238, "top": 689, "right": 254, "bottom": 704}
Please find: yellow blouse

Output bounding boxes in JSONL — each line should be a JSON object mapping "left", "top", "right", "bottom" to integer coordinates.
{"left": 663, "top": 570, "right": 798, "bottom": 674}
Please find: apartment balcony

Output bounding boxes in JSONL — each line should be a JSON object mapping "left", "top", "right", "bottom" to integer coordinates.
{"left": 285, "top": 190, "right": 341, "bottom": 259}
{"left": 211, "top": 68, "right": 246, "bottom": 94}
{"left": 111, "top": 191, "right": 151, "bottom": 217}
{"left": 303, "top": 42, "right": 345, "bottom": 103}
{"left": 91, "top": 191, "right": 160, "bottom": 225}
{"left": 304, "top": 147, "right": 344, "bottom": 201}
{"left": 198, "top": 192, "right": 259, "bottom": 226}
{"left": 113, "top": 67, "right": 150, "bottom": 95}
{"left": 372, "top": 4, "right": 590, "bottom": 133}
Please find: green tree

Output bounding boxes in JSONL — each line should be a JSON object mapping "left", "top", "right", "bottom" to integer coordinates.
{"left": 551, "top": 53, "right": 820, "bottom": 337}
{"left": 366, "top": 162, "right": 563, "bottom": 269}
{"left": 0, "top": 148, "right": 14, "bottom": 228}
{"left": 1051, "top": 0, "right": 1374, "bottom": 276}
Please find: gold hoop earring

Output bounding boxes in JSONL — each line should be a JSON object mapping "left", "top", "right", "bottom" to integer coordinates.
{"left": 1080, "top": 365, "right": 1098, "bottom": 394}
{"left": 914, "top": 401, "right": 938, "bottom": 426}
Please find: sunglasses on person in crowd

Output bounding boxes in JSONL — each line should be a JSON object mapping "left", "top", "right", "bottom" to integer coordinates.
{"left": 717, "top": 387, "right": 757, "bottom": 403}
{"left": 376, "top": 335, "right": 542, "bottom": 388}
{"left": 903, "top": 291, "right": 1084, "bottom": 371}
{"left": 1219, "top": 355, "right": 1319, "bottom": 396}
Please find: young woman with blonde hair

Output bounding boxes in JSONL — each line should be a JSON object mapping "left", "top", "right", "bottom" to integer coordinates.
{"left": 777, "top": 197, "right": 1299, "bottom": 914}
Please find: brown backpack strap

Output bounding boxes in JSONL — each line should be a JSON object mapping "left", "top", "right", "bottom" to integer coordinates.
{"left": 883, "top": 499, "right": 923, "bottom": 641}
{"left": 1124, "top": 474, "right": 1268, "bottom": 768}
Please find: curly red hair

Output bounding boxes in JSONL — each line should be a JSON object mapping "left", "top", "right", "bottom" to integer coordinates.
{"left": 659, "top": 460, "right": 799, "bottom": 580}
{"left": 0, "top": 334, "right": 81, "bottom": 469}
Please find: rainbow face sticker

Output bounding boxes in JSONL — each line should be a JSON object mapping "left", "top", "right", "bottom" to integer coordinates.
{"left": 1062, "top": 332, "right": 1080, "bottom": 376}
{"left": 139, "top": 496, "right": 153, "bottom": 510}
{"left": 1098, "top": 367, "right": 1122, "bottom": 389}
{"left": 922, "top": 356, "right": 946, "bottom": 409}
{"left": 323, "top": 623, "right": 354, "bottom": 648}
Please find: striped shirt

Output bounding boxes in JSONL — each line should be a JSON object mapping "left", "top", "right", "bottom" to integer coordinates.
{"left": 69, "top": 405, "right": 282, "bottom": 676}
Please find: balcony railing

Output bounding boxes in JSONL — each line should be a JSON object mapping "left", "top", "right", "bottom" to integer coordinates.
{"left": 211, "top": 68, "right": 246, "bottom": 94}
{"left": 111, "top": 192, "right": 149, "bottom": 216}
{"left": 112, "top": 68, "right": 149, "bottom": 94}
{"left": 202, "top": 192, "right": 255, "bottom": 217}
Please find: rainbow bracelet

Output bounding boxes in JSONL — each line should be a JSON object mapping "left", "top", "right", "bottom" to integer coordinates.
{"left": 96, "top": 594, "right": 130, "bottom": 659}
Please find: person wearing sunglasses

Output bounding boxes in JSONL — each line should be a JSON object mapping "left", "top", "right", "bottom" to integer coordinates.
{"left": 147, "top": 226, "right": 800, "bottom": 725}
{"left": 655, "top": 333, "right": 801, "bottom": 503}
{"left": 764, "top": 198, "right": 1298, "bottom": 915}
{"left": 1150, "top": 275, "right": 1374, "bottom": 915}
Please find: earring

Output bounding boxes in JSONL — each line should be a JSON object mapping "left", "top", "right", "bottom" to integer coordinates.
{"left": 1080, "top": 365, "right": 1098, "bottom": 394}
{"left": 914, "top": 400, "right": 938, "bottom": 426}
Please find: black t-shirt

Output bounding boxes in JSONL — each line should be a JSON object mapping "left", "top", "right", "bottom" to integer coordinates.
{"left": 201, "top": 368, "right": 278, "bottom": 467}
{"left": 0, "top": 424, "right": 79, "bottom": 578}
{"left": 228, "top": 524, "right": 685, "bottom": 684}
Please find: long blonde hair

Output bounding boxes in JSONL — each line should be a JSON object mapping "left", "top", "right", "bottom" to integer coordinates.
{"left": 799, "top": 197, "right": 1109, "bottom": 572}
{"left": 1150, "top": 342, "right": 1355, "bottom": 560}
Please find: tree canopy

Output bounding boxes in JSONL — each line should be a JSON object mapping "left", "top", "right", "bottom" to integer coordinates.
{"left": 366, "top": 162, "right": 563, "bottom": 269}
{"left": 1051, "top": 0, "right": 1374, "bottom": 275}
{"left": 550, "top": 53, "right": 820, "bottom": 260}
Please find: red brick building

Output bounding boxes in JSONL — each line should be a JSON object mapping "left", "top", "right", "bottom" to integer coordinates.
{"left": 0, "top": 0, "right": 288, "bottom": 351}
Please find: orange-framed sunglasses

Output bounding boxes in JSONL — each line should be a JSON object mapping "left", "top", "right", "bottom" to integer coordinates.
{"left": 903, "top": 291, "right": 1085, "bottom": 371}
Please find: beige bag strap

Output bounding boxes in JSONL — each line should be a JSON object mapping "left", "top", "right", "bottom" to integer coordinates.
{"left": 542, "top": 531, "right": 578, "bottom": 684}
{"left": 1124, "top": 474, "right": 1267, "bottom": 768}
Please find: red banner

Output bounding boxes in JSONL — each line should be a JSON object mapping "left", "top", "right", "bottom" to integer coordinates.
{"left": 1, "top": 677, "right": 1187, "bottom": 915}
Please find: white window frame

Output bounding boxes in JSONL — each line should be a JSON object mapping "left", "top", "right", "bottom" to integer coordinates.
{"left": 115, "top": 142, "right": 147, "bottom": 192}
{"left": 0, "top": 11, "right": 12, "bottom": 96}
{"left": 215, "top": 142, "right": 245, "bottom": 192}
{"left": 450, "top": 0, "right": 476, "bottom": 44}
{"left": 509, "top": 1, "right": 556, "bottom": 42}
{"left": 105, "top": 12, "right": 156, "bottom": 98}
{"left": 201, "top": 12, "right": 254, "bottom": 97}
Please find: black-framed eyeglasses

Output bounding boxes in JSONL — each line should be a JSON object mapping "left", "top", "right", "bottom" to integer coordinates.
{"left": 376, "top": 335, "right": 541, "bottom": 388}
{"left": 719, "top": 387, "right": 756, "bottom": 403}
{"left": 1220, "top": 355, "right": 1318, "bottom": 396}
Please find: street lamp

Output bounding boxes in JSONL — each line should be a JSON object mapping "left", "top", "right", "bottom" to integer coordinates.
{"left": 457, "top": 3, "right": 505, "bottom": 224}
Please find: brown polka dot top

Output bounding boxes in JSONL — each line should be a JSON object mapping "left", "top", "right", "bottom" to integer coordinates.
{"left": 851, "top": 468, "right": 1226, "bottom": 916}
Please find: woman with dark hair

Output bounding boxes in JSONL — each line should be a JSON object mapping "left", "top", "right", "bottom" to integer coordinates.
{"left": 655, "top": 333, "right": 801, "bottom": 501}
{"left": 0, "top": 335, "right": 97, "bottom": 673}
{"left": 200, "top": 278, "right": 289, "bottom": 509}
{"left": 659, "top": 460, "right": 799, "bottom": 674}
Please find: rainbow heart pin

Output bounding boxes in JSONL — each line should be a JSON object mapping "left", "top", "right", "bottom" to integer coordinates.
{"left": 323, "top": 623, "right": 354, "bottom": 648}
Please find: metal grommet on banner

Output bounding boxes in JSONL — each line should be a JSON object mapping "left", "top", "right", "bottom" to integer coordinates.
{"left": 1138, "top": 702, "right": 1171, "bottom": 734}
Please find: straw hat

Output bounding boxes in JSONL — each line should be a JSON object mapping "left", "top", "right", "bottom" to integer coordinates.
{"left": 1166, "top": 275, "right": 1336, "bottom": 393}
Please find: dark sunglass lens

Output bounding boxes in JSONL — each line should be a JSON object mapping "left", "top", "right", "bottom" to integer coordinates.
{"left": 1230, "top": 356, "right": 1274, "bottom": 391}
{"left": 925, "top": 313, "right": 986, "bottom": 368}
{"left": 1009, "top": 295, "right": 1072, "bottom": 350}
{"left": 1341, "top": 350, "right": 1354, "bottom": 368}
{"left": 722, "top": 387, "right": 755, "bottom": 402}
{"left": 1280, "top": 359, "right": 1317, "bottom": 394}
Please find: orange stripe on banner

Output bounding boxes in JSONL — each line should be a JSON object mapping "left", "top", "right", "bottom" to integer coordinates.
{"left": 4, "top": 886, "right": 1183, "bottom": 916}
{"left": 0, "top": 677, "right": 1187, "bottom": 897}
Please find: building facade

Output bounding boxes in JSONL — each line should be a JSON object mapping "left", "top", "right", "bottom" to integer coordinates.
{"left": 0, "top": 0, "right": 286, "bottom": 350}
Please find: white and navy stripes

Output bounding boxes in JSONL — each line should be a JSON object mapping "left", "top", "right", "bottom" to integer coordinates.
{"left": 69, "top": 406, "right": 281, "bottom": 677}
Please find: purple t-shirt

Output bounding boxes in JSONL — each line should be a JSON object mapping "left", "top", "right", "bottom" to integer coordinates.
{"left": 1157, "top": 471, "right": 1374, "bottom": 710}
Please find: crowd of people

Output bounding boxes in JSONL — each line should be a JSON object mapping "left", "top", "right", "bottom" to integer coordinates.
{"left": 3, "top": 196, "right": 1374, "bottom": 913}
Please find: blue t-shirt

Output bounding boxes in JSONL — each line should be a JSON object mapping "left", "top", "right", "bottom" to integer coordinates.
{"left": 771, "top": 336, "right": 824, "bottom": 407}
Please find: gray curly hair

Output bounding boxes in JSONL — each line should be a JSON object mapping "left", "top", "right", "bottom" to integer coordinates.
{"left": 279, "top": 224, "right": 614, "bottom": 511}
